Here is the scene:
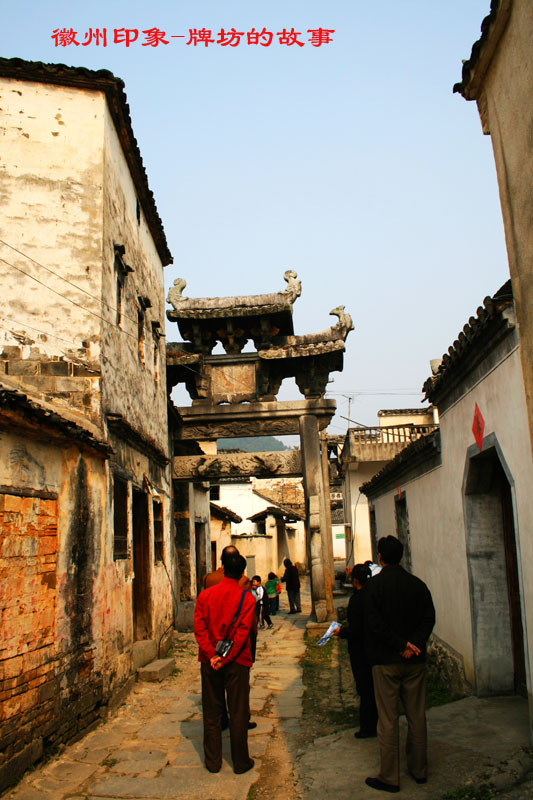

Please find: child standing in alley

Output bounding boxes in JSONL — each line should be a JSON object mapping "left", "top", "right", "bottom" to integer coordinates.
{"left": 265, "top": 572, "right": 281, "bottom": 616}
{"left": 251, "top": 576, "right": 273, "bottom": 629}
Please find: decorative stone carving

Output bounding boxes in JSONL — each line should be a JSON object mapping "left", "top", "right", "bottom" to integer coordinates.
{"left": 173, "top": 450, "right": 302, "bottom": 481}
{"left": 282, "top": 269, "right": 301, "bottom": 303}
{"left": 167, "top": 277, "right": 188, "bottom": 309}
{"left": 174, "top": 399, "right": 336, "bottom": 439}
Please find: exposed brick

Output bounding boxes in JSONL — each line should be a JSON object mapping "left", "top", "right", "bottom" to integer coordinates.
{"left": 20, "top": 496, "right": 37, "bottom": 516}
{"left": 0, "top": 346, "right": 21, "bottom": 358}
{"left": 39, "top": 360, "right": 69, "bottom": 376}
{"left": 3, "top": 495, "right": 22, "bottom": 513}
{"left": 6, "top": 361, "right": 40, "bottom": 376}
{"left": 0, "top": 738, "right": 42, "bottom": 793}
{"left": 37, "top": 536, "right": 57, "bottom": 556}
{"left": 39, "top": 499, "right": 58, "bottom": 518}
{"left": 1, "top": 656, "right": 22, "bottom": 681}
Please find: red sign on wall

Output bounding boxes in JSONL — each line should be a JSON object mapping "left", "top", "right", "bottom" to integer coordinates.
{"left": 472, "top": 403, "right": 485, "bottom": 451}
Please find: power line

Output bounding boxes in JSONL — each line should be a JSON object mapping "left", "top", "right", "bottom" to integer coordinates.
{"left": 0, "top": 254, "right": 140, "bottom": 342}
{"left": 0, "top": 237, "right": 141, "bottom": 328}
{"left": 326, "top": 390, "right": 423, "bottom": 396}
{"left": 0, "top": 313, "right": 100, "bottom": 374}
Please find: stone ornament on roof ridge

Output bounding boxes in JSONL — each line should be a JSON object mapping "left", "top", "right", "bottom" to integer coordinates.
{"left": 166, "top": 270, "right": 301, "bottom": 315}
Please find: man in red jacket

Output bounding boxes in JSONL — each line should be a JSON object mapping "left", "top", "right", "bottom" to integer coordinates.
{"left": 194, "top": 550, "right": 256, "bottom": 774}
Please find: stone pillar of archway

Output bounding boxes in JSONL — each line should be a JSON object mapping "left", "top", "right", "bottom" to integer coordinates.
{"left": 299, "top": 414, "right": 334, "bottom": 622}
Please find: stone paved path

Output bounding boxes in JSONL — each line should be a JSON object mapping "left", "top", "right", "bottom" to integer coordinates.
{"left": 4, "top": 583, "right": 533, "bottom": 800}
{"left": 4, "top": 607, "right": 308, "bottom": 800}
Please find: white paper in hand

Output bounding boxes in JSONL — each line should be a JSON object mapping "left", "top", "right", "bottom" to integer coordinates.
{"left": 316, "top": 621, "right": 341, "bottom": 646}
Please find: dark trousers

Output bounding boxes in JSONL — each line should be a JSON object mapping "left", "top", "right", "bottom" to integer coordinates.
{"left": 255, "top": 601, "right": 272, "bottom": 627}
{"left": 350, "top": 651, "right": 378, "bottom": 735}
{"left": 200, "top": 661, "right": 253, "bottom": 773}
{"left": 372, "top": 663, "right": 428, "bottom": 787}
{"left": 268, "top": 595, "right": 279, "bottom": 615}
{"left": 287, "top": 588, "right": 301, "bottom": 612}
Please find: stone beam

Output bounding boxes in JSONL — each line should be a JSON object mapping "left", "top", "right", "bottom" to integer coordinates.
{"left": 173, "top": 450, "right": 303, "bottom": 481}
{"left": 174, "top": 398, "right": 336, "bottom": 440}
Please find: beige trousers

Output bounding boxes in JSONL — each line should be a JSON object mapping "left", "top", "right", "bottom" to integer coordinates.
{"left": 372, "top": 662, "right": 427, "bottom": 787}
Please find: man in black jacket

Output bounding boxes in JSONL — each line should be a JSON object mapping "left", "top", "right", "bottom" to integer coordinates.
{"left": 364, "top": 536, "right": 435, "bottom": 793}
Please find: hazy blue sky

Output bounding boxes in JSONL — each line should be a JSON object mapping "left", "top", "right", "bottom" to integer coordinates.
{"left": 1, "top": 2, "right": 508, "bottom": 435}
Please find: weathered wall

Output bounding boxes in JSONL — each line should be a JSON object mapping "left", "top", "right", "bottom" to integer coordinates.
{"left": 0, "top": 78, "right": 104, "bottom": 425}
{"left": 209, "top": 516, "right": 232, "bottom": 568}
{"left": 0, "top": 74, "right": 175, "bottom": 788}
{"left": 173, "top": 481, "right": 210, "bottom": 601}
{"left": 0, "top": 428, "right": 108, "bottom": 789}
{"left": 100, "top": 104, "right": 168, "bottom": 453}
{"left": 472, "top": 1, "right": 533, "bottom": 453}
{"left": 368, "top": 345, "right": 533, "bottom": 703}
{"left": 232, "top": 534, "right": 274, "bottom": 581}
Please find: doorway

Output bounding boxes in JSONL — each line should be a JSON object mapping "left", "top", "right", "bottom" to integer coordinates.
{"left": 132, "top": 488, "right": 152, "bottom": 640}
{"left": 464, "top": 445, "right": 526, "bottom": 696}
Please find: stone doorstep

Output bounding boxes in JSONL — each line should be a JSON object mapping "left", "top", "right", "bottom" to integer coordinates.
{"left": 132, "top": 639, "right": 158, "bottom": 671}
{"left": 137, "top": 658, "right": 175, "bottom": 682}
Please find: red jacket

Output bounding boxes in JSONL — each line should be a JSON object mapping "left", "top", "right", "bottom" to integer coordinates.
{"left": 194, "top": 576, "right": 256, "bottom": 668}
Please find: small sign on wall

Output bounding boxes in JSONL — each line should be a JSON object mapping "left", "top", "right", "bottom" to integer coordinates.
{"left": 472, "top": 403, "right": 485, "bottom": 451}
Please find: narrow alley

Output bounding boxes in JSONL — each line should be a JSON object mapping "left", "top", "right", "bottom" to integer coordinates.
{"left": 4, "top": 588, "right": 533, "bottom": 800}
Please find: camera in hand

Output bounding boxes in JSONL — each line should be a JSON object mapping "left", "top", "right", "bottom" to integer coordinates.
{"left": 215, "top": 639, "right": 234, "bottom": 658}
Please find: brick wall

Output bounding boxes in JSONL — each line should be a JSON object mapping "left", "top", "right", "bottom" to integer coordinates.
{"left": 0, "top": 494, "right": 59, "bottom": 782}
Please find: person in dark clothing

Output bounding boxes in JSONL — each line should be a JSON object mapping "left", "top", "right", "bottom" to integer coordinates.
{"left": 364, "top": 535, "right": 435, "bottom": 794}
{"left": 334, "top": 562, "right": 378, "bottom": 738}
{"left": 281, "top": 558, "right": 301, "bottom": 613}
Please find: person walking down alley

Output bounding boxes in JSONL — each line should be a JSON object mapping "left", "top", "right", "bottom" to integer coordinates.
{"left": 194, "top": 551, "right": 256, "bottom": 775}
{"left": 281, "top": 558, "right": 301, "bottom": 613}
{"left": 334, "top": 563, "right": 378, "bottom": 738}
{"left": 364, "top": 536, "right": 435, "bottom": 794}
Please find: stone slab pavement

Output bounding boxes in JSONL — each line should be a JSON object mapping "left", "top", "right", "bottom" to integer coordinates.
{"left": 4, "top": 581, "right": 533, "bottom": 800}
{"left": 3, "top": 602, "right": 308, "bottom": 800}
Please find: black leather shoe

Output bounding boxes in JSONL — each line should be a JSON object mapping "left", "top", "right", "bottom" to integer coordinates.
{"left": 408, "top": 770, "right": 427, "bottom": 784}
{"left": 234, "top": 759, "right": 255, "bottom": 774}
{"left": 248, "top": 721, "right": 257, "bottom": 729}
{"left": 354, "top": 730, "right": 377, "bottom": 739}
{"left": 365, "top": 777, "right": 400, "bottom": 793}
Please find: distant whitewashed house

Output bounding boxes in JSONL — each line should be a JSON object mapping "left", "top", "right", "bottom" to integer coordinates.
{"left": 340, "top": 408, "right": 438, "bottom": 566}
{"left": 209, "top": 476, "right": 306, "bottom": 579}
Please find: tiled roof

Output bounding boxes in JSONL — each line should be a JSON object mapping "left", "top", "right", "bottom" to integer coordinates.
{"left": 0, "top": 381, "right": 112, "bottom": 455}
{"left": 360, "top": 430, "right": 441, "bottom": 497}
{"left": 0, "top": 56, "right": 172, "bottom": 266}
{"left": 251, "top": 490, "right": 306, "bottom": 521}
{"left": 423, "top": 280, "right": 513, "bottom": 404}
{"left": 453, "top": 0, "right": 511, "bottom": 99}
{"left": 210, "top": 502, "right": 242, "bottom": 523}
{"left": 377, "top": 408, "right": 432, "bottom": 417}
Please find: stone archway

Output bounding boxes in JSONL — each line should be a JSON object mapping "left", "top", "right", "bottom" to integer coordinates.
{"left": 166, "top": 272, "right": 353, "bottom": 622}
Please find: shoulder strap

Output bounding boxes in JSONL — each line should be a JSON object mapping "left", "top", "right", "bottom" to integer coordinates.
{"left": 225, "top": 590, "right": 248, "bottom": 639}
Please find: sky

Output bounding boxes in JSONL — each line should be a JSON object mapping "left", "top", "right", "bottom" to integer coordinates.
{"left": 1, "top": 1, "right": 509, "bottom": 437}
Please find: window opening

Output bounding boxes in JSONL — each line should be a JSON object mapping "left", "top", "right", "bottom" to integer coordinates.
{"left": 113, "top": 477, "right": 129, "bottom": 559}
{"left": 114, "top": 244, "right": 133, "bottom": 326}
{"left": 153, "top": 499, "right": 164, "bottom": 563}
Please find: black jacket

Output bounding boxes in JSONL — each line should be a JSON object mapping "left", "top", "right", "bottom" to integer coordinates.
{"left": 281, "top": 565, "right": 300, "bottom": 591}
{"left": 364, "top": 564, "right": 435, "bottom": 666}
